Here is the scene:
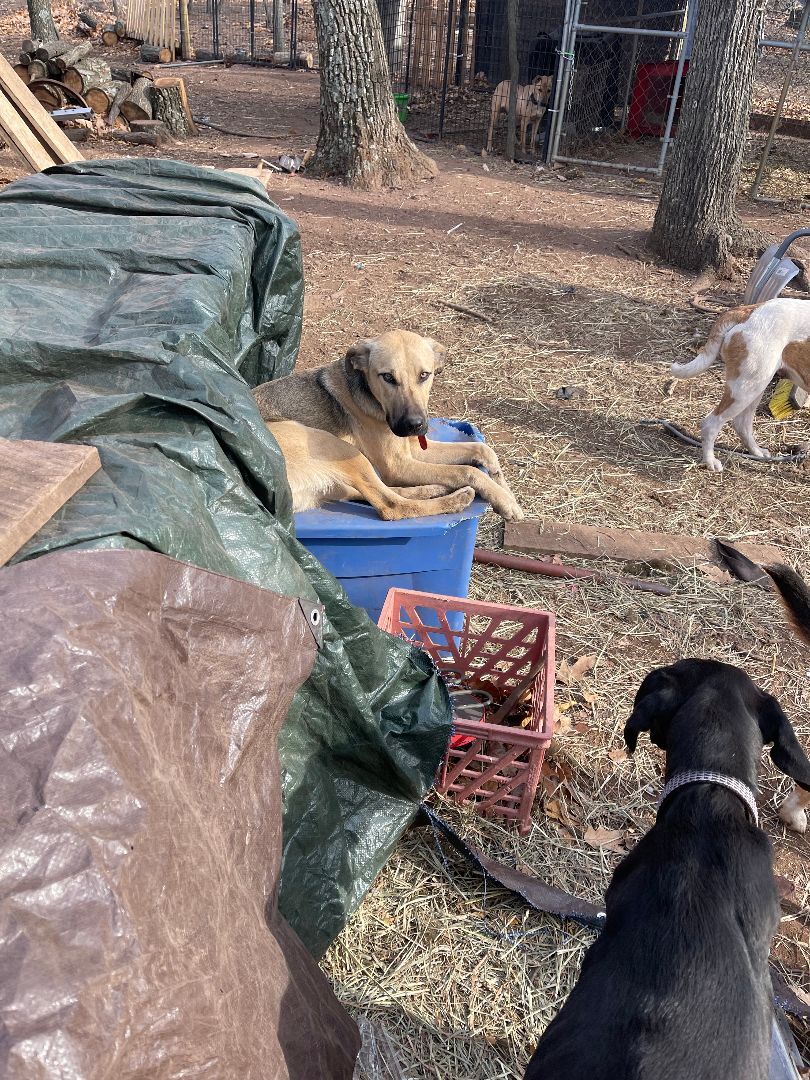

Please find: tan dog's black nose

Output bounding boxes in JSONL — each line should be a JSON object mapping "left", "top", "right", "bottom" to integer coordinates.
{"left": 391, "top": 414, "right": 428, "bottom": 438}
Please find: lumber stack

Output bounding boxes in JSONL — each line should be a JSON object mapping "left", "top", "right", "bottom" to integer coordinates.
{"left": 0, "top": 53, "right": 83, "bottom": 170}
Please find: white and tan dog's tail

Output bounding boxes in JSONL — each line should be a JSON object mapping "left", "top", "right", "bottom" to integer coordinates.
{"left": 670, "top": 304, "right": 758, "bottom": 379}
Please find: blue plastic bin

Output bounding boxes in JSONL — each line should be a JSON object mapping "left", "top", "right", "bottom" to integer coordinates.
{"left": 294, "top": 419, "right": 488, "bottom": 623}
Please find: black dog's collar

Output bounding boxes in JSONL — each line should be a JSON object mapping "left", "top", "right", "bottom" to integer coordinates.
{"left": 658, "top": 770, "right": 759, "bottom": 827}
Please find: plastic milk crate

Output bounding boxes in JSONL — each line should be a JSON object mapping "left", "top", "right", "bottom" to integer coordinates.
{"left": 295, "top": 420, "right": 488, "bottom": 623}
{"left": 379, "top": 589, "right": 555, "bottom": 834}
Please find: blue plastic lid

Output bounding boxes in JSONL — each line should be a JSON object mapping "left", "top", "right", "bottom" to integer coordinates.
{"left": 295, "top": 419, "right": 488, "bottom": 539}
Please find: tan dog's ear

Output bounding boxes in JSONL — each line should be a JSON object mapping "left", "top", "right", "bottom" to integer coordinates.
{"left": 427, "top": 340, "right": 446, "bottom": 373}
{"left": 346, "top": 340, "right": 373, "bottom": 370}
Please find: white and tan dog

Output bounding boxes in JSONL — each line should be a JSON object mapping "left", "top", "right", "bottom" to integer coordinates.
{"left": 486, "top": 74, "right": 553, "bottom": 156}
{"left": 672, "top": 298, "right": 810, "bottom": 472}
{"left": 253, "top": 331, "right": 523, "bottom": 522}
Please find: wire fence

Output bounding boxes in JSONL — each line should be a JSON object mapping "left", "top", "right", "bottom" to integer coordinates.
{"left": 185, "top": 0, "right": 316, "bottom": 61}
{"left": 380, "top": 0, "right": 566, "bottom": 156}
{"left": 746, "top": 0, "right": 810, "bottom": 203}
{"left": 551, "top": 0, "right": 694, "bottom": 174}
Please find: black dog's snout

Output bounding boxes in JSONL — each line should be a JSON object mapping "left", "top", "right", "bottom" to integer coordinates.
{"left": 390, "top": 415, "right": 429, "bottom": 438}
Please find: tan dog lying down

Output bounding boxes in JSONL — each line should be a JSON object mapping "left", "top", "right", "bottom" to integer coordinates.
{"left": 253, "top": 331, "right": 523, "bottom": 521}
{"left": 671, "top": 298, "right": 810, "bottom": 472}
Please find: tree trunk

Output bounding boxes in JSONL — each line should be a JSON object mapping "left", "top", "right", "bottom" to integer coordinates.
{"left": 152, "top": 77, "right": 195, "bottom": 136}
{"left": 273, "top": 0, "right": 286, "bottom": 51}
{"left": 310, "top": 0, "right": 437, "bottom": 190}
{"left": 27, "top": 0, "right": 58, "bottom": 44}
{"left": 649, "top": 0, "right": 766, "bottom": 273}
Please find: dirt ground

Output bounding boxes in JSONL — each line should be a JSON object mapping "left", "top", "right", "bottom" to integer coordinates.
{"left": 2, "top": 15, "right": 810, "bottom": 1077}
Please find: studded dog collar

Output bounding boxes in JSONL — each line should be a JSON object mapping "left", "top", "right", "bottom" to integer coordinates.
{"left": 658, "top": 770, "right": 759, "bottom": 827}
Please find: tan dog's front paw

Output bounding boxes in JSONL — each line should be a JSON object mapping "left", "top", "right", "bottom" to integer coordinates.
{"left": 498, "top": 495, "right": 524, "bottom": 522}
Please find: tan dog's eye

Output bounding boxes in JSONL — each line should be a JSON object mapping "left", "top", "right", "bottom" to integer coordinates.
{"left": 419, "top": 372, "right": 431, "bottom": 381}
{"left": 380, "top": 373, "right": 397, "bottom": 385}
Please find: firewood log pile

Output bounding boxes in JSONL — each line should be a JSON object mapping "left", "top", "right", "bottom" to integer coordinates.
{"left": 13, "top": 33, "right": 195, "bottom": 146}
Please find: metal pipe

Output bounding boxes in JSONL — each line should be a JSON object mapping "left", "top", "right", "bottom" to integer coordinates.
{"left": 620, "top": 0, "right": 645, "bottom": 134}
{"left": 548, "top": 0, "right": 582, "bottom": 164}
{"left": 574, "top": 22, "right": 686, "bottom": 39}
{"left": 618, "top": 7, "right": 686, "bottom": 24}
{"left": 751, "top": 1, "right": 810, "bottom": 198}
{"left": 404, "top": 0, "right": 415, "bottom": 93}
{"left": 454, "top": 0, "right": 469, "bottom": 85}
{"left": 760, "top": 37, "right": 810, "bottom": 51}
{"left": 438, "top": 0, "right": 456, "bottom": 139}
{"left": 473, "top": 548, "right": 673, "bottom": 596}
{"left": 554, "top": 153, "right": 659, "bottom": 173}
{"left": 655, "top": 0, "right": 697, "bottom": 175}
{"left": 505, "top": 0, "right": 519, "bottom": 158}
{"left": 249, "top": 0, "right": 255, "bottom": 59}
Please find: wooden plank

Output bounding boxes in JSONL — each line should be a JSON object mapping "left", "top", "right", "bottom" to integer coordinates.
{"left": 0, "top": 90, "right": 57, "bottom": 171}
{"left": 0, "top": 54, "right": 83, "bottom": 165}
{"left": 0, "top": 439, "right": 101, "bottom": 566}
{"left": 503, "top": 519, "right": 783, "bottom": 571}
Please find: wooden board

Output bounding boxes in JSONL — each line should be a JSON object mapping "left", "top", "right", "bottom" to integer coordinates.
{"left": 503, "top": 519, "right": 783, "bottom": 571}
{"left": 0, "top": 53, "right": 83, "bottom": 167}
{"left": 0, "top": 438, "right": 101, "bottom": 565}
{"left": 0, "top": 89, "right": 56, "bottom": 170}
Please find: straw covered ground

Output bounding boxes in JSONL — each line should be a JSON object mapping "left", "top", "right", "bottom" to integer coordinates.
{"left": 0, "top": 48, "right": 809, "bottom": 1077}
{"left": 296, "top": 156, "right": 810, "bottom": 1077}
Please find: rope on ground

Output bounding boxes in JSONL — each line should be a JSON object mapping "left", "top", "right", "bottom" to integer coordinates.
{"left": 639, "top": 418, "right": 810, "bottom": 464}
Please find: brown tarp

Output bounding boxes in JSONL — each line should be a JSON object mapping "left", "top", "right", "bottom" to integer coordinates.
{"left": 0, "top": 549, "right": 360, "bottom": 1079}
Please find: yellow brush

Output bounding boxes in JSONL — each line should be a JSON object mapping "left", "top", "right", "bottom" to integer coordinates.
{"left": 768, "top": 379, "right": 807, "bottom": 421}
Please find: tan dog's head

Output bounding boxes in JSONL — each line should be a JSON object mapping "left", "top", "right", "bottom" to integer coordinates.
{"left": 530, "top": 74, "right": 553, "bottom": 105}
{"left": 345, "top": 330, "right": 446, "bottom": 437}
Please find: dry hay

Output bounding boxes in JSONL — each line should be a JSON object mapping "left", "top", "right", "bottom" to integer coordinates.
{"left": 322, "top": 246, "right": 810, "bottom": 1077}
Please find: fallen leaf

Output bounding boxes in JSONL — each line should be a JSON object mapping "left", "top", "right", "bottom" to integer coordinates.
{"left": 775, "top": 873, "right": 795, "bottom": 900}
{"left": 698, "top": 564, "right": 734, "bottom": 585}
{"left": 583, "top": 826, "right": 626, "bottom": 851}
{"left": 582, "top": 691, "right": 597, "bottom": 704}
{"left": 573, "top": 722, "right": 589, "bottom": 734}
{"left": 608, "top": 748, "right": 628, "bottom": 762}
{"left": 553, "top": 706, "right": 572, "bottom": 737}
{"left": 558, "top": 655, "right": 596, "bottom": 685}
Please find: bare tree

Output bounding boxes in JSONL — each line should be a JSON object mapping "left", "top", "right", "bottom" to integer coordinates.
{"left": 27, "top": 0, "right": 58, "bottom": 42}
{"left": 649, "top": 0, "right": 765, "bottom": 273}
{"left": 310, "top": 0, "right": 437, "bottom": 190}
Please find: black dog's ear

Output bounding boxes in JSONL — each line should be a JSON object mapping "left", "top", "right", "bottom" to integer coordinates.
{"left": 345, "top": 340, "right": 373, "bottom": 370}
{"left": 624, "top": 668, "right": 680, "bottom": 753}
{"left": 426, "top": 339, "right": 446, "bottom": 374}
{"left": 758, "top": 692, "right": 810, "bottom": 791}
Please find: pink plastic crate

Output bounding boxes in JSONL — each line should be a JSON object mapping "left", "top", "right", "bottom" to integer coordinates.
{"left": 378, "top": 588, "right": 555, "bottom": 834}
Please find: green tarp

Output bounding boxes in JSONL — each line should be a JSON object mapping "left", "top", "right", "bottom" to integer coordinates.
{"left": 0, "top": 158, "right": 451, "bottom": 956}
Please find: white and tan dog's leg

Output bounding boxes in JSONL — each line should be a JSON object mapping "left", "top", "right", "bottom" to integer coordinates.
{"left": 701, "top": 377, "right": 772, "bottom": 472}
{"left": 779, "top": 784, "right": 810, "bottom": 833}
{"left": 731, "top": 404, "right": 772, "bottom": 461}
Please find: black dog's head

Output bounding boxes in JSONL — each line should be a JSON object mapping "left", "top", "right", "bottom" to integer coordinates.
{"left": 624, "top": 659, "right": 810, "bottom": 793}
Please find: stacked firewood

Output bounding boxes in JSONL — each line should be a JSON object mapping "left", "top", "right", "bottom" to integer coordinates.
{"left": 12, "top": 38, "right": 195, "bottom": 145}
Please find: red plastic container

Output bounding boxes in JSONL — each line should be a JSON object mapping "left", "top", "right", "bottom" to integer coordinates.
{"left": 627, "top": 60, "right": 689, "bottom": 138}
{"left": 378, "top": 588, "right": 555, "bottom": 834}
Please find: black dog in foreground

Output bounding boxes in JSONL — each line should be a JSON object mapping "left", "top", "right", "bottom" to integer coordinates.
{"left": 525, "top": 659, "right": 810, "bottom": 1080}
